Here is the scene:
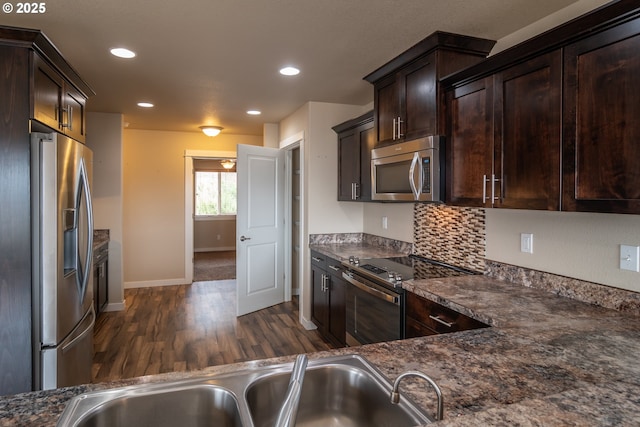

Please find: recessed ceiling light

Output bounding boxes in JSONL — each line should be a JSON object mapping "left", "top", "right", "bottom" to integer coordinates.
{"left": 246, "top": 110, "right": 261, "bottom": 115}
{"left": 110, "top": 48, "right": 136, "bottom": 59}
{"left": 137, "top": 102, "right": 154, "bottom": 108}
{"left": 279, "top": 66, "right": 300, "bottom": 76}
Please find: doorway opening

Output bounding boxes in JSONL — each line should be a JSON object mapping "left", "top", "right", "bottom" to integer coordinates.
{"left": 192, "top": 157, "right": 237, "bottom": 282}
{"left": 184, "top": 150, "right": 236, "bottom": 284}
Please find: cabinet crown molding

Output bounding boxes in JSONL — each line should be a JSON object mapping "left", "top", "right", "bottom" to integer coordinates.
{"left": 363, "top": 31, "right": 496, "bottom": 84}
{"left": 0, "top": 25, "right": 95, "bottom": 97}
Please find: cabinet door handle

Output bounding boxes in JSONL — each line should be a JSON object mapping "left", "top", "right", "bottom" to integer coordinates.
{"left": 492, "top": 174, "right": 501, "bottom": 202}
{"left": 429, "top": 315, "right": 454, "bottom": 328}
{"left": 353, "top": 182, "right": 359, "bottom": 200}
{"left": 392, "top": 118, "right": 397, "bottom": 140}
{"left": 322, "top": 274, "right": 329, "bottom": 292}
{"left": 397, "top": 116, "right": 403, "bottom": 138}
{"left": 491, "top": 173, "right": 496, "bottom": 204}
{"left": 482, "top": 174, "right": 489, "bottom": 204}
{"left": 61, "top": 105, "right": 74, "bottom": 131}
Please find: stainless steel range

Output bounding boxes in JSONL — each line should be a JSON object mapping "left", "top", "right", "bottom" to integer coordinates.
{"left": 342, "top": 255, "right": 476, "bottom": 346}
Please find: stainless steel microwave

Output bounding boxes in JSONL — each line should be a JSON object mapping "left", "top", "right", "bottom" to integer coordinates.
{"left": 371, "top": 136, "right": 445, "bottom": 202}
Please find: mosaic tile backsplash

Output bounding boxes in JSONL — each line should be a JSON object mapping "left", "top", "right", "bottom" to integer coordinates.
{"left": 413, "top": 204, "right": 486, "bottom": 272}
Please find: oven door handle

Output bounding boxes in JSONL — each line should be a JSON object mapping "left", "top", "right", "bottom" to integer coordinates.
{"left": 342, "top": 272, "right": 400, "bottom": 306}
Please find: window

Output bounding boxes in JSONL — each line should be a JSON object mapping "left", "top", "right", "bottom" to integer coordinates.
{"left": 195, "top": 171, "right": 237, "bottom": 216}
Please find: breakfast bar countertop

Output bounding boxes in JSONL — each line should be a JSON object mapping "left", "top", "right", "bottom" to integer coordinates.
{"left": 2, "top": 248, "right": 640, "bottom": 425}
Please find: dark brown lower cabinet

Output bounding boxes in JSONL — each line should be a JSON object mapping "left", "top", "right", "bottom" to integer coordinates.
{"left": 405, "top": 292, "right": 488, "bottom": 338}
{"left": 310, "top": 253, "right": 328, "bottom": 334}
{"left": 310, "top": 251, "right": 346, "bottom": 347}
{"left": 93, "top": 244, "right": 109, "bottom": 316}
{"left": 326, "top": 262, "right": 346, "bottom": 347}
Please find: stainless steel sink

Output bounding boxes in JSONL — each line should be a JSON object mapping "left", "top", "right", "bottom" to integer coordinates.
{"left": 57, "top": 354, "right": 433, "bottom": 427}
{"left": 58, "top": 383, "right": 243, "bottom": 427}
{"left": 246, "top": 362, "right": 430, "bottom": 427}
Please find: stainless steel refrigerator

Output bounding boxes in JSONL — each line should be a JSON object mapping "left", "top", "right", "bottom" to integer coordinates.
{"left": 31, "top": 131, "right": 95, "bottom": 390}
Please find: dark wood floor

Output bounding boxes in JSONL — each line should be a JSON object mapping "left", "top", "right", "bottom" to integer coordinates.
{"left": 92, "top": 280, "right": 335, "bottom": 383}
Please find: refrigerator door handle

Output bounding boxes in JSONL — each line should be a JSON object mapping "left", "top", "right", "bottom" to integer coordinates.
{"left": 61, "top": 305, "right": 95, "bottom": 354}
{"left": 76, "top": 158, "right": 94, "bottom": 301}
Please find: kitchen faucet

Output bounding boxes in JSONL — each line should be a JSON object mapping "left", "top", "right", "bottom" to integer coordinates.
{"left": 274, "top": 354, "right": 308, "bottom": 427}
{"left": 390, "top": 370, "right": 443, "bottom": 421}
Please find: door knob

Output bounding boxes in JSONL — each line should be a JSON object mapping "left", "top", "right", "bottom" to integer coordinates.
{"left": 240, "top": 235, "right": 251, "bottom": 242}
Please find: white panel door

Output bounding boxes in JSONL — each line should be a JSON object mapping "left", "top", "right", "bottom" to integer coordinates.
{"left": 236, "top": 144, "right": 285, "bottom": 316}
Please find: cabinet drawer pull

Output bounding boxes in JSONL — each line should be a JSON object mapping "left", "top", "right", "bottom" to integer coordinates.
{"left": 328, "top": 265, "right": 341, "bottom": 272}
{"left": 429, "top": 315, "right": 454, "bottom": 328}
{"left": 312, "top": 256, "right": 323, "bottom": 263}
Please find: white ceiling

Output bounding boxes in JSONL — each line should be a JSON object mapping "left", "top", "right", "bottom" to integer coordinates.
{"left": 4, "top": 0, "right": 582, "bottom": 136}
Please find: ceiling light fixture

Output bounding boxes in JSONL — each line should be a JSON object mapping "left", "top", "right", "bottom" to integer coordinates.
{"left": 200, "top": 125, "right": 223, "bottom": 137}
{"left": 279, "top": 66, "right": 300, "bottom": 76}
{"left": 246, "top": 110, "right": 261, "bottom": 115}
{"left": 220, "top": 159, "right": 236, "bottom": 169}
{"left": 110, "top": 48, "right": 136, "bottom": 59}
{"left": 137, "top": 102, "right": 154, "bottom": 108}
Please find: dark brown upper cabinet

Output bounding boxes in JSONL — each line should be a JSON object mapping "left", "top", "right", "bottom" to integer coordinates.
{"left": 364, "top": 32, "right": 495, "bottom": 147}
{"left": 446, "top": 52, "right": 562, "bottom": 209}
{"left": 446, "top": 76, "right": 494, "bottom": 207}
{"left": 562, "top": 17, "right": 640, "bottom": 214}
{"left": 333, "top": 111, "right": 374, "bottom": 201}
{"left": 32, "top": 53, "right": 89, "bottom": 143}
{"left": 443, "top": 1, "right": 640, "bottom": 214}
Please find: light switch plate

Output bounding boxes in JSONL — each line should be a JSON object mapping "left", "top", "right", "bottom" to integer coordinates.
{"left": 620, "top": 245, "right": 640, "bottom": 272}
{"left": 520, "top": 233, "right": 533, "bottom": 254}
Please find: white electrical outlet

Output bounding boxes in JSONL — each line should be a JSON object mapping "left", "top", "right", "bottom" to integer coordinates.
{"left": 382, "top": 216, "right": 388, "bottom": 230}
{"left": 620, "top": 245, "right": 640, "bottom": 272}
{"left": 520, "top": 233, "right": 533, "bottom": 254}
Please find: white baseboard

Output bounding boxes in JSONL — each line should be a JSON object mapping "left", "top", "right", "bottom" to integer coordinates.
{"left": 300, "top": 315, "right": 317, "bottom": 331}
{"left": 194, "top": 247, "right": 236, "bottom": 252}
{"left": 124, "top": 278, "right": 188, "bottom": 289}
{"left": 104, "top": 300, "right": 126, "bottom": 312}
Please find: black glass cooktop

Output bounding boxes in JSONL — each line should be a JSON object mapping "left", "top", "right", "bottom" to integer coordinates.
{"left": 351, "top": 255, "right": 478, "bottom": 284}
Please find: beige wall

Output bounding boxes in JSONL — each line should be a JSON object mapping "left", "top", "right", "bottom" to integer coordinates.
{"left": 279, "top": 101, "right": 370, "bottom": 326}
{"left": 194, "top": 219, "right": 236, "bottom": 251}
{"left": 123, "top": 129, "right": 261, "bottom": 287}
{"left": 363, "top": 203, "right": 413, "bottom": 243}
{"left": 486, "top": 210, "right": 640, "bottom": 293}
{"left": 490, "top": 0, "right": 612, "bottom": 55}
{"left": 86, "top": 112, "right": 125, "bottom": 310}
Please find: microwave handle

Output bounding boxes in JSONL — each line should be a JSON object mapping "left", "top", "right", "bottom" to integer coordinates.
{"left": 409, "top": 152, "right": 422, "bottom": 200}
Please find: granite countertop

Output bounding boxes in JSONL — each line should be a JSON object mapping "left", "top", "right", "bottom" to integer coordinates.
{"left": 2, "top": 244, "right": 640, "bottom": 426}
{"left": 310, "top": 241, "right": 410, "bottom": 261}
{"left": 93, "top": 229, "right": 109, "bottom": 252}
